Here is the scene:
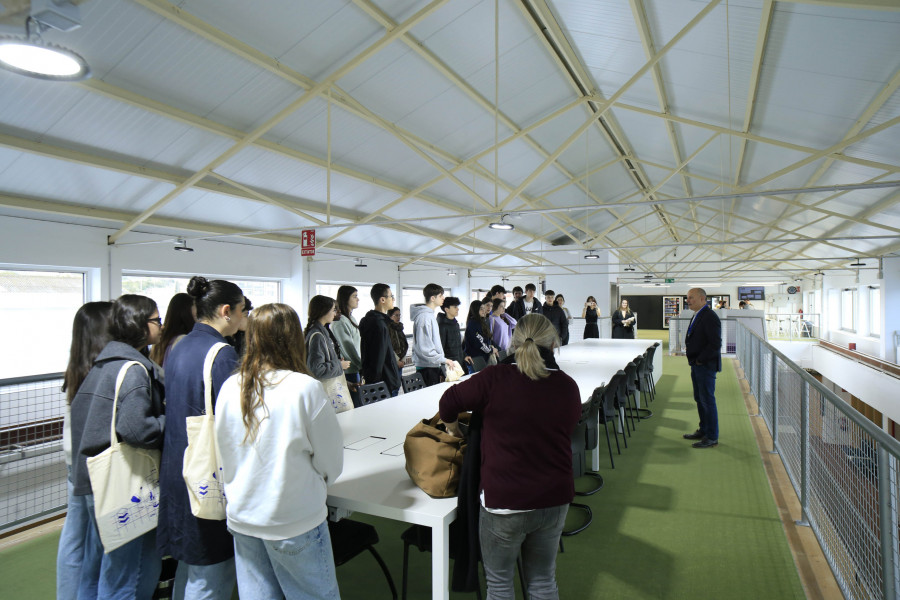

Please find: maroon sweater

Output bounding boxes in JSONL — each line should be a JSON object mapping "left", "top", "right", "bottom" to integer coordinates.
{"left": 439, "top": 363, "right": 581, "bottom": 510}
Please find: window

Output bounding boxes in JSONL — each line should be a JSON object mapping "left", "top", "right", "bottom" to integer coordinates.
{"left": 840, "top": 288, "right": 856, "bottom": 332}
{"left": 868, "top": 286, "right": 881, "bottom": 337}
{"left": 316, "top": 283, "right": 375, "bottom": 323}
{"left": 0, "top": 269, "right": 85, "bottom": 378}
{"left": 122, "top": 275, "right": 280, "bottom": 319}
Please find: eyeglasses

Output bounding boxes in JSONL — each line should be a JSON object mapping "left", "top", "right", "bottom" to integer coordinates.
{"left": 148, "top": 317, "right": 162, "bottom": 326}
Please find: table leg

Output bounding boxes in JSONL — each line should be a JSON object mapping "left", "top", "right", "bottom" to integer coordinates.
{"left": 592, "top": 411, "right": 600, "bottom": 470}
{"left": 432, "top": 517, "right": 451, "bottom": 600}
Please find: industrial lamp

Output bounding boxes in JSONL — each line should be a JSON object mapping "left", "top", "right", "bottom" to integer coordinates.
{"left": 0, "top": 7, "right": 90, "bottom": 82}
{"left": 488, "top": 214, "right": 514, "bottom": 231}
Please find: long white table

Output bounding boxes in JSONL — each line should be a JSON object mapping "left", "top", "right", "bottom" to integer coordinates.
{"left": 326, "top": 338, "right": 662, "bottom": 599}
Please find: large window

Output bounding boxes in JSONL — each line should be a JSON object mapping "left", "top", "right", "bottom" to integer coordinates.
{"left": 123, "top": 275, "right": 280, "bottom": 318}
{"left": 0, "top": 269, "right": 85, "bottom": 378}
{"left": 315, "top": 283, "right": 375, "bottom": 323}
{"left": 868, "top": 286, "right": 881, "bottom": 337}
{"left": 840, "top": 288, "right": 856, "bottom": 332}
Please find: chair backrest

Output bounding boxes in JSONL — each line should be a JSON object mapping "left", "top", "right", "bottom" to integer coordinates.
{"left": 632, "top": 355, "right": 647, "bottom": 390}
{"left": 624, "top": 361, "right": 638, "bottom": 391}
{"left": 401, "top": 372, "right": 426, "bottom": 394}
{"left": 570, "top": 399, "right": 592, "bottom": 477}
{"left": 359, "top": 381, "right": 391, "bottom": 405}
{"left": 582, "top": 396, "right": 600, "bottom": 452}
{"left": 646, "top": 343, "right": 658, "bottom": 371}
{"left": 606, "top": 370, "right": 627, "bottom": 409}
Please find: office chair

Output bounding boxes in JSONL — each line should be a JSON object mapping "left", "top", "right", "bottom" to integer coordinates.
{"left": 329, "top": 518, "right": 398, "bottom": 599}
{"left": 401, "top": 372, "right": 426, "bottom": 394}
{"left": 359, "top": 381, "right": 391, "bottom": 405}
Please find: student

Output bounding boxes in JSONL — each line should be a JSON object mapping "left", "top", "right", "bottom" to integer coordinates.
{"left": 359, "top": 283, "right": 402, "bottom": 395}
{"left": 305, "top": 295, "right": 350, "bottom": 381}
{"left": 58, "top": 301, "right": 113, "bottom": 600}
{"left": 411, "top": 283, "right": 454, "bottom": 386}
{"left": 509, "top": 283, "right": 542, "bottom": 318}
{"left": 150, "top": 293, "right": 195, "bottom": 366}
{"left": 581, "top": 296, "right": 601, "bottom": 339}
{"left": 484, "top": 284, "right": 506, "bottom": 304}
{"left": 331, "top": 285, "right": 363, "bottom": 404}
{"left": 158, "top": 276, "right": 245, "bottom": 600}
{"left": 488, "top": 298, "right": 516, "bottom": 353}
{"left": 437, "top": 297, "right": 467, "bottom": 371}
{"left": 506, "top": 286, "right": 525, "bottom": 320}
{"left": 438, "top": 314, "right": 581, "bottom": 599}
{"left": 543, "top": 290, "right": 569, "bottom": 346}
{"left": 225, "top": 296, "right": 252, "bottom": 357}
{"left": 70, "top": 295, "right": 165, "bottom": 600}
{"left": 215, "top": 303, "right": 344, "bottom": 600}
{"left": 612, "top": 299, "right": 636, "bottom": 339}
{"left": 464, "top": 299, "right": 499, "bottom": 372}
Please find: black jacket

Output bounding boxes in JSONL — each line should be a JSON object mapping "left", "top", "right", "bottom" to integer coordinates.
{"left": 543, "top": 303, "right": 569, "bottom": 345}
{"left": 685, "top": 306, "right": 722, "bottom": 371}
{"left": 360, "top": 309, "right": 402, "bottom": 391}
{"left": 436, "top": 313, "right": 465, "bottom": 365}
{"left": 507, "top": 297, "right": 542, "bottom": 321}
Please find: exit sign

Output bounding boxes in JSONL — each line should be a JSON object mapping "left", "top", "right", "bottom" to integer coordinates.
{"left": 665, "top": 278, "right": 674, "bottom": 283}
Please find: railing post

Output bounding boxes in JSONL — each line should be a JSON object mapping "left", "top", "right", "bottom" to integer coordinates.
{"left": 754, "top": 337, "right": 762, "bottom": 416}
{"left": 877, "top": 445, "right": 897, "bottom": 600}
{"left": 770, "top": 350, "right": 779, "bottom": 454}
{"left": 796, "top": 380, "right": 810, "bottom": 527}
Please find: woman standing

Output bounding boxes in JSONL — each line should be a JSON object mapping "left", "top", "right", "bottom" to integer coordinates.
{"left": 387, "top": 307, "right": 409, "bottom": 377}
{"left": 306, "top": 296, "right": 350, "bottom": 380}
{"left": 488, "top": 298, "right": 517, "bottom": 353}
{"left": 581, "top": 296, "right": 601, "bottom": 339}
{"left": 464, "top": 299, "right": 498, "bottom": 372}
{"left": 58, "top": 302, "right": 113, "bottom": 600}
{"left": 331, "top": 285, "right": 362, "bottom": 404}
{"left": 158, "top": 276, "right": 245, "bottom": 600}
{"left": 439, "top": 315, "right": 581, "bottom": 599}
{"left": 70, "top": 295, "right": 165, "bottom": 600}
{"left": 612, "top": 299, "right": 636, "bottom": 339}
{"left": 215, "top": 303, "right": 344, "bottom": 600}
{"left": 149, "top": 293, "right": 195, "bottom": 366}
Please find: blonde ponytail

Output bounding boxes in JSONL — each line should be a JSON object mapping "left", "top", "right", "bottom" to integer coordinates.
{"left": 508, "top": 314, "right": 559, "bottom": 380}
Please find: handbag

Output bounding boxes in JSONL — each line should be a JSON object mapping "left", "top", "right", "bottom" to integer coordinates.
{"left": 86, "top": 361, "right": 161, "bottom": 553}
{"left": 403, "top": 412, "right": 470, "bottom": 498}
{"left": 182, "top": 342, "right": 229, "bottom": 520}
{"left": 309, "top": 331, "right": 354, "bottom": 413}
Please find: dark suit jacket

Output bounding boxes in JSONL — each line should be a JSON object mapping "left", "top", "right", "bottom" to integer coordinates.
{"left": 685, "top": 306, "right": 722, "bottom": 371}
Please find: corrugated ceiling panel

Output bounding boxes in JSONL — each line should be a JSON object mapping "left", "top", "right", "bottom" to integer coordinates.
{"left": 555, "top": 128, "right": 623, "bottom": 177}
{"left": 0, "top": 74, "right": 90, "bottom": 134}
{"left": 215, "top": 146, "right": 324, "bottom": 200}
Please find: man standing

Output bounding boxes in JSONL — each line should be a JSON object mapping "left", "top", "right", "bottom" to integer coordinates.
{"left": 509, "top": 283, "right": 542, "bottom": 318}
{"left": 411, "top": 283, "right": 455, "bottom": 386}
{"left": 360, "top": 283, "right": 402, "bottom": 396}
{"left": 683, "top": 288, "right": 722, "bottom": 448}
{"left": 542, "top": 290, "right": 568, "bottom": 345}
{"left": 507, "top": 286, "right": 525, "bottom": 320}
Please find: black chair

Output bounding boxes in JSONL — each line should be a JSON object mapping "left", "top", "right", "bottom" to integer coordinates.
{"left": 576, "top": 398, "right": 604, "bottom": 496}
{"left": 401, "top": 372, "right": 426, "bottom": 394}
{"left": 636, "top": 351, "right": 655, "bottom": 405}
{"left": 562, "top": 399, "right": 596, "bottom": 539}
{"left": 329, "top": 519, "right": 398, "bottom": 599}
{"left": 592, "top": 384, "right": 619, "bottom": 469}
{"left": 644, "top": 343, "right": 659, "bottom": 400}
{"left": 359, "top": 381, "right": 391, "bottom": 405}
{"left": 614, "top": 369, "right": 637, "bottom": 434}
{"left": 628, "top": 356, "right": 652, "bottom": 420}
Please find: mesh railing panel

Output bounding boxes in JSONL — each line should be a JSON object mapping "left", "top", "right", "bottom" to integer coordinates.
{"left": 736, "top": 323, "right": 900, "bottom": 600}
{"left": 0, "top": 376, "right": 67, "bottom": 531}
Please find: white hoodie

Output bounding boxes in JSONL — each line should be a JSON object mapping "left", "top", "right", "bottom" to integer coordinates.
{"left": 215, "top": 370, "right": 343, "bottom": 540}
{"left": 411, "top": 303, "right": 445, "bottom": 368}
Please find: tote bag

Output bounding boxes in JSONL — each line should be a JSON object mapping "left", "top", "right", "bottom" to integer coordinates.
{"left": 182, "top": 342, "right": 229, "bottom": 520}
{"left": 403, "top": 412, "right": 469, "bottom": 498}
{"left": 308, "top": 331, "right": 354, "bottom": 414}
{"left": 86, "top": 361, "right": 161, "bottom": 553}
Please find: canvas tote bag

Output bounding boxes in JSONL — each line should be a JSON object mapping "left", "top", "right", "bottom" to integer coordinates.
{"left": 86, "top": 361, "right": 161, "bottom": 553}
{"left": 182, "top": 342, "right": 229, "bottom": 520}
{"left": 308, "top": 331, "right": 354, "bottom": 414}
{"left": 403, "top": 412, "right": 469, "bottom": 498}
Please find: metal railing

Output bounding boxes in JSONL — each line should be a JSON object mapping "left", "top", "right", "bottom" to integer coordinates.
{"left": 669, "top": 316, "right": 740, "bottom": 356}
{"left": 766, "top": 312, "right": 821, "bottom": 340}
{"left": 0, "top": 373, "right": 68, "bottom": 533}
{"left": 737, "top": 323, "right": 900, "bottom": 600}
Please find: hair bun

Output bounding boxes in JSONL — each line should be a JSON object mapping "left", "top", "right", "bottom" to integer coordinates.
{"left": 187, "top": 275, "right": 210, "bottom": 298}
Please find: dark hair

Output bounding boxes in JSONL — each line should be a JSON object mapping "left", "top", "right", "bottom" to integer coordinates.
{"left": 150, "top": 293, "right": 195, "bottom": 365}
{"left": 525, "top": 283, "right": 536, "bottom": 292}
{"left": 186, "top": 276, "right": 244, "bottom": 321}
{"left": 243, "top": 296, "right": 252, "bottom": 313}
{"left": 489, "top": 284, "right": 505, "bottom": 296}
{"left": 555, "top": 294, "right": 565, "bottom": 305}
{"left": 110, "top": 295, "right": 158, "bottom": 350}
{"left": 466, "top": 300, "right": 483, "bottom": 322}
{"left": 370, "top": 283, "right": 391, "bottom": 303}
{"left": 239, "top": 304, "right": 310, "bottom": 443}
{"left": 586, "top": 295, "right": 596, "bottom": 304}
{"left": 491, "top": 298, "right": 505, "bottom": 313}
{"left": 388, "top": 307, "right": 402, "bottom": 318}
{"left": 440, "top": 297, "right": 461, "bottom": 311}
{"left": 63, "top": 301, "right": 114, "bottom": 404}
{"left": 306, "top": 295, "right": 335, "bottom": 331}
{"left": 336, "top": 285, "right": 359, "bottom": 328}
{"left": 544, "top": 289, "right": 555, "bottom": 297}
{"left": 423, "top": 283, "right": 444, "bottom": 302}
{"left": 512, "top": 286, "right": 523, "bottom": 294}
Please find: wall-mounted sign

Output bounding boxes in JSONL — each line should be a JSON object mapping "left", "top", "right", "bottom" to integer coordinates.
{"left": 301, "top": 229, "right": 316, "bottom": 256}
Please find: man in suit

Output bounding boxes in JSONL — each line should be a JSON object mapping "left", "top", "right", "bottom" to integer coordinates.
{"left": 682, "top": 288, "right": 722, "bottom": 448}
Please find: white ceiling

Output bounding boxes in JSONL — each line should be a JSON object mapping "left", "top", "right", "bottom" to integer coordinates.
{"left": 1, "top": 0, "right": 899, "bottom": 284}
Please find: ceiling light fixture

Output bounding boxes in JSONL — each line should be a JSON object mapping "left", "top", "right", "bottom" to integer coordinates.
{"left": 174, "top": 238, "right": 194, "bottom": 252}
{"left": 849, "top": 258, "right": 866, "bottom": 267}
{"left": 354, "top": 258, "right": 367, "bottom": 268}
{"left": 584, "top": 251, "right": 599, "bottom": 260}
{"left": 814, "top": 270, "right": 825, "bottom": 276}
{"left": 0, "top": 12, "right": 89, "bottom": 82}
{"left": 488, "top": 214, "right": 514, "bottom": 231}
{"left": 624, "top": 265, "right": 635, "bottom": 272}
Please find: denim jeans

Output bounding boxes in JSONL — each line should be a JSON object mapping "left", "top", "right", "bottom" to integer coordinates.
{"left": 81, "top": 494, "right": 162, "bottom": 600}
{"left": 479, "top": 504, "right": 568, "bottom": 600}
{"left": 172, "top": 558, "right": 236, "bottom": 600}
{"left": 346, "top": 372, "right": 361, "bottom": 407}
{"left": 230, "top": 520, "right": 340, "bottom": 600}
{"left": 57, "top": 475, "right": 90, "bottom": 600}
{"left": 690, "top": 363, "right": 719, "bottom": 441}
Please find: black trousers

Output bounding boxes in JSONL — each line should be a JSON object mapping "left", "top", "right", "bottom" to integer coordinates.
{"left": 417, "top": 366, "right": 443, "bottom": 387}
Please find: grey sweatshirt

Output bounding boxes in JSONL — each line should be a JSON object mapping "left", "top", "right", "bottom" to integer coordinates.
{"left": 411, "top": 304, "right": 445, "bottom": 368}
{"left": 70, "top": 341, "right": 166, "bottom": 496}
{"left": 305, "top": 322, "right": 345, "bottom": 381}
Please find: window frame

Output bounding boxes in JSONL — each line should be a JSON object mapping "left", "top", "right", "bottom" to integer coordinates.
{"left": 840, "top": 288, "right": 857, "bottom": 333}
{"left": 867, "top": 285, "right": 881, "bottom": 338}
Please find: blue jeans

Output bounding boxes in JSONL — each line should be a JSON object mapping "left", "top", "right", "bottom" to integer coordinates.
{"left": 230, "top": 520, "right": 340, "bottom": 600}
{"left": 346, "top": 372, "right": 361, "bottom": 407}
{"left": 691, "top": 363, "right": 719, "bottom": 441}
{"left": 57, "top": 475, "right": 90, "bottom": 600}
{"left": 479, "top": 504, "right": 568, "bottom": 600}
{"left": 81, "top": 494, "right": 161, "bottom": 600}
{"left": 172, "top": 558, "right": 236, "bottom": 600}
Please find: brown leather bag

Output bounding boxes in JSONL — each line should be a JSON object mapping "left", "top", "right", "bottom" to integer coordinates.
{"left": 403, "top": 412, "right": 469, "bottom": 498}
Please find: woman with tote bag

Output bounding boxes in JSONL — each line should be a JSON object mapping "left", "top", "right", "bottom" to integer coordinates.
{"left": 69, "top": 295, "right": 165, "bottom": 600}
{"left": 305, "top": 295, "right": 354, "bottom": 413}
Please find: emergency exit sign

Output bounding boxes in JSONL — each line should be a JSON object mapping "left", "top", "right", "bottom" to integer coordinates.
{"left": 665, "top": 278, "right": 674, "bottom": 283}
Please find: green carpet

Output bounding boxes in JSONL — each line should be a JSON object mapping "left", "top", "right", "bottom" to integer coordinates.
{"left": 1, "top": 331, "right": 806, "bottom": 599}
